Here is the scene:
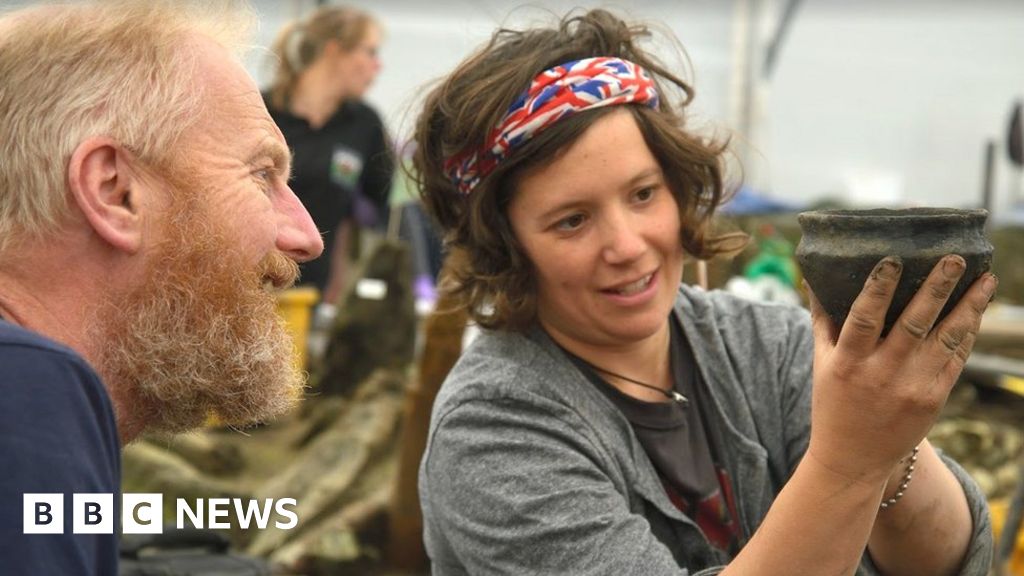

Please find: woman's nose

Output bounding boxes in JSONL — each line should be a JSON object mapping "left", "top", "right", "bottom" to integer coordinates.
{"left": 600, "top": 210, "right": 646, "bottom": 265}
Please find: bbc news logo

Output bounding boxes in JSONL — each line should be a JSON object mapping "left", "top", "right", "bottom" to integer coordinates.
{"left": 24, "top": 493, "right": 298, "bottom": 534}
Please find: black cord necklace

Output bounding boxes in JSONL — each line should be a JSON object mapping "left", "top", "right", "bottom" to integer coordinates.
{"left": 578, "top": 359, "right": 689, "bottom": 407}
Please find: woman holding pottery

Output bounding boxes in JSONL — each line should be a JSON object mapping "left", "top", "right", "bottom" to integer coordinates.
{"left": 413, "top": 8, "right": 996, "bottom": 575}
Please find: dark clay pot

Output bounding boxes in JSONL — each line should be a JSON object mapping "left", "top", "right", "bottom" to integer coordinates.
{"left": 795, "top": 208, "right": 993, "bottom": 335}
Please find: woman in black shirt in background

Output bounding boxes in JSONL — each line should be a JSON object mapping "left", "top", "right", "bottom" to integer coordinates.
{"left": 265, "top": 6, "right": 394, "bottom": 311}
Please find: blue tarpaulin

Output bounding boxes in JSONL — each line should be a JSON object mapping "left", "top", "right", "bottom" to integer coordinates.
{"left": 720, "top": 186, "right": 803, "bottom": 215}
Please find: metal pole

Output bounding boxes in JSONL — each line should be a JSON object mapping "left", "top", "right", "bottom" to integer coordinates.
{"left": 763, "top": 0, "right": 803, "bottom": 80}
{"left": 729, "top": 0, "right": 754, "bottom": 146}
{"left": 982, "top": 140, "right": 996, "bottom": 231}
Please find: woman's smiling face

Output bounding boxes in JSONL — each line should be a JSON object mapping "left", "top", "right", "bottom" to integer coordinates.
{"left": 508, "top": 109, "right": 684, "bottom": 353}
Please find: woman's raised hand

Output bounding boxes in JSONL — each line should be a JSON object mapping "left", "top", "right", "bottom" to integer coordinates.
{"left": 804, "top": 255, "right": 997, "bottom": 484}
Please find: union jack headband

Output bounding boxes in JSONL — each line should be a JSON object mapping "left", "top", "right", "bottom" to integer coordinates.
{"left": 443, "top": 56, "right": 660, "bottom": 195}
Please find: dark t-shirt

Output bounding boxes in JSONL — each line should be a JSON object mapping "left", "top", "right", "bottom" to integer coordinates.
{"left": 0, "top": 321, "right": 121, "bottom": 575}
{"left": 266, "top": 96, "right": 394, "bottom": 292}
{"left": 568, "top": 317, "right": 740, "bottom": 555}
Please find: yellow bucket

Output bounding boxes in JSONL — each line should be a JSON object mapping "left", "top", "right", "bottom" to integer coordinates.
{"left": 991, "top": 498, "right": 1024, "bottom": 575}
{"left": 275, "top": 286, "right": 320, "bottom": 372}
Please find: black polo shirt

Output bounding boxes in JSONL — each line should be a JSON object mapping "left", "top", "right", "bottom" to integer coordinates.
{"left": 266, "top": 96, "right": 394, "bottom": 292}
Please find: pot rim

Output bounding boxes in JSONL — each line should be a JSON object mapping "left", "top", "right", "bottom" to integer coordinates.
{"left": 799, "top": 207, "right": 987, "bottom": 219}
{"left": 798, "top": 207, "right": 988, "bottom": 230}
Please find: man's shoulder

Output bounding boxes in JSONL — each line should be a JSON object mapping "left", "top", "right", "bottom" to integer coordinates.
{"left": 0, "top": 327, "right": 121, "bottom": 553}
{"left": 0, "top": 320, "right": 81, "bottom": 357}
{"left": 0, "top": 324, "right": 120, "bottom": 575}
{"left": 0, "top": 321, "right": 95, "bottom": 376}
{"left": 0, "top": 321, "right": 115, "bottom": 437}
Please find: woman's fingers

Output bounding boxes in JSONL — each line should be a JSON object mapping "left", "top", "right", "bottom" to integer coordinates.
{"left": 805, "top": 282, "right": 837, "bottom": 341}
{"left": 805, "top": 283, "right": 838, "bottom": 365}
{"left": 926, "top": 273, "right": 997, "bottom": 379}
{"left": 938, "top": 330, "right": 978, "bottom": 389}
{"left": 885, "top": 255, "right": 966, "bottom": 356}
{"left": 836, "top": 256, "right": 902, "bottom": 357}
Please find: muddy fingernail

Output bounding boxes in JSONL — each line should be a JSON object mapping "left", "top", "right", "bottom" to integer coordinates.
{"left": 874, "top": 256, "right": 902, "bottom": 280}
{"left": 942, "top": 255, "right": 966, "bottom": 279}
{"left": 984, "top": 274, "right": 998, "bottom": 299}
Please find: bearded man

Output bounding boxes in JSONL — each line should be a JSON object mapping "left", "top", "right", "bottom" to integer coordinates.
{"left": 0, "top": 1, "right": 324, "bottom": 573}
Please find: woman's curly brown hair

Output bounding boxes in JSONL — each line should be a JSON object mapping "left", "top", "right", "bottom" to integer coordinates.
{"left": 411, "top": 8, "right": 742, "bottom": 331}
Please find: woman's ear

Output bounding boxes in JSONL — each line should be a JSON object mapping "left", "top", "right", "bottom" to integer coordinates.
{"left": 321, "top": 38, "right": 343, "bottom": 58}
{"left": 67, "top": 137, "right": 144, "bottom": 254}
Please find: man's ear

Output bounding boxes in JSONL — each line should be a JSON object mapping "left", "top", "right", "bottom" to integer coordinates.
{"left": 67, "top": 137, "right": 144, "bottom": 254}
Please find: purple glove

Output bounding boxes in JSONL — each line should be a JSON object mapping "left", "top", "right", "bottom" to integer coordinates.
{"left": 352, "top": 192, "right": 379, "bottom": 229}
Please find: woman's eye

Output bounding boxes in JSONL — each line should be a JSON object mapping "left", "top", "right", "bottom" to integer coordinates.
{"left": 555, "top": 213, "right": 586, "bottom": 231}
{"left": 635, "top": 187, "right": 655, "bottom": 202}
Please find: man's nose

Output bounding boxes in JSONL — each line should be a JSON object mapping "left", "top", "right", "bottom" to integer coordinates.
{"left": 275, "top": 184, "right": 324, "bottom": 262}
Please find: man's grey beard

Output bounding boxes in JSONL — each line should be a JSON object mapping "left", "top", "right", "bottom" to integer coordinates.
{"left": 94, "top": 217, "right": 304, "bottom": 436}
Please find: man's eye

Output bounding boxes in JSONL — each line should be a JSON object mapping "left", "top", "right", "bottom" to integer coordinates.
{"left": 254, "top": 169, "right": 274, "bottom": 192}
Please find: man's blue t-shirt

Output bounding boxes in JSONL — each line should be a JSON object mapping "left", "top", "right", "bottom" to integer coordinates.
{"left": 0, "top": 320, "right": 121, "bottom": 575}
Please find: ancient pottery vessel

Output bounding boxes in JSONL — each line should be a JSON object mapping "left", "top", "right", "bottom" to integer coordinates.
{"left": 796, "top": 208, "right": 993, "bottom": 335}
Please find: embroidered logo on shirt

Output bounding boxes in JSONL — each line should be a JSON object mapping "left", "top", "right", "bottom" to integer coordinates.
{"left": 330, "top": 146, "right": 364, "bottom": 190}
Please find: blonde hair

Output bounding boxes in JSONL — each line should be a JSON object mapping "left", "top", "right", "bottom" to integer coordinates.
{"left": 267, "top": 5, "right": 375, "bottom": 110}
{"left": 0, "top": 0, "right": 256, "bottom": 254}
